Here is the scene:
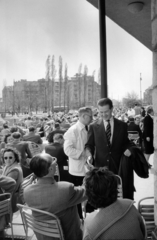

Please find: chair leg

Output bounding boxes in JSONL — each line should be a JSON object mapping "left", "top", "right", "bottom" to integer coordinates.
{"left": 10, "top": 223, "right": 14, "bottom": 240}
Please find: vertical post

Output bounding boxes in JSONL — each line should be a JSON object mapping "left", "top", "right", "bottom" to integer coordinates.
{"left": 152, "top": 0, "right": 157, "bottom": 225}
{"left": 98, "top": 0, "right": 108, "bottom": 98}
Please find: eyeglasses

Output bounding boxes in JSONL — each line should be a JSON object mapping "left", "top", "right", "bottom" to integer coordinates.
{"left": 4, "top": 156, "right": 13, "bottom": 160}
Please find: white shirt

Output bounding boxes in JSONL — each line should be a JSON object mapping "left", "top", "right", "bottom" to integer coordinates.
{"left": 63, "top": 120, "right": 87, "bottom": 176}
{"left": 103, "top": 117, "right": 114, "bottom": 144}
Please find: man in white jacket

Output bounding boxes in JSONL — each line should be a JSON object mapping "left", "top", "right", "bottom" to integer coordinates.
{"left": 64, "top": 107, "right": 92, "bottom": 218}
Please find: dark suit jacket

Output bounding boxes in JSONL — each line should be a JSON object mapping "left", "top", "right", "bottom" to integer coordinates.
{"left": 45, "top": 142, "right": 69, "bottom": 181}
{"left": 143, "top": 114, "right": 154, "bottom": 154}
{"left": 85, "top": 118, "right": 130, "bottom": 174}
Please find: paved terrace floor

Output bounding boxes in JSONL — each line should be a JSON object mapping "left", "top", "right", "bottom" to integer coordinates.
{"left": 5, "top": 155, "right": 154, "bottom": 239}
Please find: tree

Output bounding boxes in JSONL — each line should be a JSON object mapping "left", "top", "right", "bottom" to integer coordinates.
{"left": 50, "top": 55, "right": 56, "bottom": 112}
{"left": 64, "top": 63, "right": 68, "bottom": 113}
{"left": 59, "top": 56, "right": 63, "bottom": 108}
{"left": 83, "top": 65, "right": 88, "bottom": 106}
{"left": 78, "top": 63, "right": 82, "bottom": 107}
{"left": 123, "top": 91, "right": 141, "bottom": 108}
{"left": 45, "top": 55, "right": 51, "bottom": 112}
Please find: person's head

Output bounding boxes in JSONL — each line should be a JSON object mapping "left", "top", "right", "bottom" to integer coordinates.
{"left": 54, "top": 123, "right": 60, "bottom": 130}
{"left": 29, "top": 126, "right": 35, "bottom": 133}
{"left": 84, "top": 167, "right": 118, "bottom": 209}
{"left": 11, "top": 132, "right": 21, "bottom": 140}
{"left": 3, "top": 123, "right": 9, "bottom": 129}
{"left": 30, "top": 153, "right": 57, "bottom": 178}
{"left": 2, "top": 147, "right": 21, "bottom": 166}
{"left": 128, "top": 117, "right": 134, "bottom": 123}
{"left": 97, "top": 98, "right": 113, "bottom": 121}
{"left": 10, "top": 126, "right": 18, "bottom": 133}
{"left": 27, "top": 117, "right": 31, "bottom": 120}
{"left": 134, "top": 115, "right": 141, "bottom": 125}
{"left": 78, "top": 107, "right": 93, "bottom": 126}
{"left": 146, "top": 106, "right": 154, "bottom": 116}
{"left": 53, "top": 134, "right": 64, "bottom": 145}
{"left": 3, "top": 134, "right": 11, "bottom": 144}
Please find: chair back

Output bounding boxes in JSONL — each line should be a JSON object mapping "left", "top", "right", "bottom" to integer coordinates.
{"left": 138, "top": 197, "right": 154, "bottom": 238}
{"left": 17, "top": 204, "right": 65, "bottom": 240}
{"left": 0, "top": 193, "right": 12, "bottom": 217}
{"left": 128, "top": 131, "right": 140, "bottom": 145}
{"left": 116, "top": 175, "right": 123, "bottom": 198}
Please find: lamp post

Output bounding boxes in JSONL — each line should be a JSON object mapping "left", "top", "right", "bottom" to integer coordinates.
{"left": 140, "top": 73, "right": 142, "bottom": 103}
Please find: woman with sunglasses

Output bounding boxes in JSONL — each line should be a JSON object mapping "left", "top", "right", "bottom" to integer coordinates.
{"left": 2, "top": 147, "right": 23, "bottom": 212}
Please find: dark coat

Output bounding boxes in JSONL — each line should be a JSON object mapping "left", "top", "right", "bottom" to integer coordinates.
{"left": 45, "top": 142, "right": 69, "bottom": 181}
{"left": 118, "top": 146, "right": 149, "bottom": 200}
{"left": 85, "top": 118, "right": 130, "bottom": 174}
{"left": 143, "top": 114, "right": 154, "bottom": 154}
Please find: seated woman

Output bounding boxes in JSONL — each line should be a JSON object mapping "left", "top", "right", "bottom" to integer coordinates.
{"left": 2, "top": 147, "right": 23, "bottom": 212}
{"left": 83, "top": 168, "right": 145, "bottom": 240}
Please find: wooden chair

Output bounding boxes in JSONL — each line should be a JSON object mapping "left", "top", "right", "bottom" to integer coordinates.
{"left": 138, "top": 196, "right": 154, "bottom": 238}
{"left": 0, "top": 193, "right": 14, "bottom": 240}
{"left": 17, "top": 204, "right": 65, "bottom": 240}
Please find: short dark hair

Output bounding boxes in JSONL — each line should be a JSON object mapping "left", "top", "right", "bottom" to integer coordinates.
{"left": 84, "top": 167, "right": 118, "bottom": 209}
{"left": 30, "top": 153, "right": 51, "bottom": 178}
{"left": 2, "top": 147, "right": 21, "bottom": 163}
{"left": 3, "top": 123, "right": 9, "bottom": 129}
{"left": 12, "top": 132, "right": 21, "bottom": 139}
{"left": 54, "top": 123, "right": 60, "bottom": 129}
{"left": 29, "top": 126, "right": 35, "bottom": 132}
{"left": 78, "top": 107, "right": 92, "bottom": 117}
{"left": 97, "top": 98, "right": 113, "bottom": 109}
{"left": 10, "top": 127, "right": 18, "bottom": 133}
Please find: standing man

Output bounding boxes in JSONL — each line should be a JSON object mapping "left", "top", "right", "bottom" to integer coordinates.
{"left": 64, "top": 107, "right": 92, "bottom": 218}
{"left": 85, "top": 98, "right": 131, "bottom": 174}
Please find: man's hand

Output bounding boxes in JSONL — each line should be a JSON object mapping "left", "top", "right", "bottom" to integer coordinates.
{"left": 85, "top": 149, "right": 93, "bottom": 163}
{"left": 146, "top": 137, "right": 150, "bottom": 142}
{"left": 124, "top": 149, "right": 131, "bottom": 157}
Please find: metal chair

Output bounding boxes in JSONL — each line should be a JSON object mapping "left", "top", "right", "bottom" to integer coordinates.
{"left": 138, "top": 196, "right": 154, "bottom": 238}
{"left": 17, "top": 204, "right": 65, "bottom": 240}
{"left": 128, "top": 131, "right": 140, "bottom": 146}
{"left": 0, "top": 193, "right": 14, "bottom": 240}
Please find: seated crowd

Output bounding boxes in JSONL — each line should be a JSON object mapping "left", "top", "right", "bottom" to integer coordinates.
{"left": 0, "top": 103, "right": 152, "bottom": 240}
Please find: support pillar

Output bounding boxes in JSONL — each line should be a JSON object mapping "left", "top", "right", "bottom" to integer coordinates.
{"left": 151, "top": 0, "right": 157, "bottom": 225}
{"left": 98, "top": 0, "right": 108, "bottom": 98}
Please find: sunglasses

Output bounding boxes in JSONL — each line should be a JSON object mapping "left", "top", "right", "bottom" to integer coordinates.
{"left": 4, "top": 156, "right": 14, "bottom": 160}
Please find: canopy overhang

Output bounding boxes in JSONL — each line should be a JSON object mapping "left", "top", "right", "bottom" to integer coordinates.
{"left": 87, "top": 0, "right": 152, "bottom": 51}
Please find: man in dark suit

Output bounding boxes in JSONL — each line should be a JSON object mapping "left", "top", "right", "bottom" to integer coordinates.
{"left": 85, "top": 98, "right": 131, "bottom": 174}
{"left": 143, "top": 106, "right": 154, "bottom": 163}
{"left": 45, "top": 133, "right": 69, "bottom": 181}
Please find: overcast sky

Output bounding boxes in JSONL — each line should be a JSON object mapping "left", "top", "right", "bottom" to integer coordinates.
{"left": 0, "top": 0, "right": 152, "bottom": 100}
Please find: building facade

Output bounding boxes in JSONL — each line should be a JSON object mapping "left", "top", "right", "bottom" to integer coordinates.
{"left": 1, "top": 75, "right": 101, "bottom": 113}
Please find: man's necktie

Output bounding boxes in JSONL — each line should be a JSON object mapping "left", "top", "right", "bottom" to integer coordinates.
{"left": 106, "top": 120, "right": 111, "bottom": 147}
{"left": 85, "top": 125, "right": 88, "bottom": 132}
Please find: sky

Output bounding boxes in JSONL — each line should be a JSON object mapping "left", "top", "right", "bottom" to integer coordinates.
{"left": 0, "top": 0, "right": 152, "bottom": 100}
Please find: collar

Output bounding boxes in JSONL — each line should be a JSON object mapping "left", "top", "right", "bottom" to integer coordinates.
{"left": 76, "top": 120, "right": 85, "bottom": 131}
{"left": 37, "top": 177, "right": 55, "bottom": 185}
{"left": 104, "top": 116, "right": 114, "bottom": 124}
